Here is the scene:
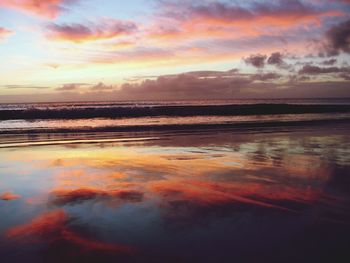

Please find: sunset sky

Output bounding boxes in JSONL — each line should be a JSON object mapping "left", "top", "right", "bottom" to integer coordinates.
{"left": 0, "top": 0, "right": 349, "bottom": 102}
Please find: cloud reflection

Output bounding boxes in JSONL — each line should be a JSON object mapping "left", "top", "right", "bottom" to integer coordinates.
{"left": 0, "top": 191, "right": 21, "bottom": 201}
{"left": 0, "top": 128, "right": 349, "bottom": 262}
{"left": 6, "top": 209, "right": 135, "bottom": 254}
{"left": 49, "top": 188, "right": 143, "bottom": 206}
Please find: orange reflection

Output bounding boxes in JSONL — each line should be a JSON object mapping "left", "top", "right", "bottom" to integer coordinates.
{"left": 149, "top": 179, "right": 322, "bottom": 213}
{"left": 0, "top": 191, "right": 21, "bottom": 201}
{"left": 6, "top": 209, "right": 135, "bottom": 253}
{"left": 7, "top": 209, "right": 67, "bottom": 239}
{"left": 1, "top": 137, "right": 334, "bottom": 216}
{"left": 49, "top": 188, "right": 143, "bottom": 206}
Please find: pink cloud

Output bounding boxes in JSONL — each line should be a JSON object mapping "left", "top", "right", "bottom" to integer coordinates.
{"left": 149, "top": 0, "right": 343, "bottom": 43}
{"left": 46, "top": 20, "right": 137, "bottom": 42}
{"left": 0, "top": 27, "right": 13, "bottom": 40}
{"left": 162, "top": 0, "right": 342, "bottom": 25}
{"left": 0, "top": 0, "right": 78, "bottom": 19}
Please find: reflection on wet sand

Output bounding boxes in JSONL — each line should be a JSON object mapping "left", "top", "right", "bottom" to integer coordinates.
{"left": 5, "top": 209, "right": 135, "bottom": 263}
{"left": 49, "top": 188, "right": 143, "bottom": 206}
{"left": 0, "top": 191, "right": 21, "bottom": 201}
{"left": 1, "top": 125, "right": 350, "bottom": 262}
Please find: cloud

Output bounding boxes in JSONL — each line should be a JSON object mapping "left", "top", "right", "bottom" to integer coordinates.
{"left": 47, "top": 20, "right": 137, "bottom": 42}
{"left": 2, "top": 66, "right": 350, "bottom": 103}
{"left": 115, "top": 69, "right": 350, "bottom": 100}
{"left": 251, "top": 72, "right": 282, "bottom": 81}
{"left": 324, "top": 18, "right": 350, "bottom": 55}
{"left": 160, "top": 0, "right": 339, "bottom": 26}
{"left": 118, "top": 70, "right": 253, "bottom": 100}
{"left": 90, "top": 82, "right": 115, "bottom": 91}
{"left": 144, "top": 0, "right": 343, "bottom": 59}
{"left": 0, "top": 0, "right": 79, "bottom": 19}
{"left": 3, "top": 85, "right": 49, "bottom": 89}
{"left": 299, "top": 64, "right": 350, "bottom": 74}
{"left": 0, "top": 191, "right": 21, "bottom": 201}
{"left": 267, "top": 52, "right": 284, "bottom": 65}
{"left": 155, "top": 0, "right": 342, "bottom": 42}
{"left": 321, "top": 58, "right": 337, "bottom": 65}
{"left": 244, "top": 54, "right": 267, "bottom": 68}
{"left": 55, "top": 82, "right": 116, "bottom": 93}
{"left": 0, "top": 27, "right": 13, "bottom": 40}
{"left": 55, "top": 83, "right": 88, "bottom": 91}
{"left": 45, "top": 63, "right": 60, "bottom": 69}
{"left": 339, "top": 73, "right": 350, "bottom": 80}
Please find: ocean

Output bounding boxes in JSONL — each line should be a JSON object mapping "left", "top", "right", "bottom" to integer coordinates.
{"left": 1, "top": 99, "right": 350, "bottom": 135}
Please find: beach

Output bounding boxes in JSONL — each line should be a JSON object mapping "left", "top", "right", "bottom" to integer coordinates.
{"left": 1, "top": 111, "right": 350, "bottom": 262}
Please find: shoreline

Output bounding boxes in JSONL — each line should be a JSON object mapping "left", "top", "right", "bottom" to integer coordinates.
{"left": 1, "top": 117, "right": 350, "bottom": 135}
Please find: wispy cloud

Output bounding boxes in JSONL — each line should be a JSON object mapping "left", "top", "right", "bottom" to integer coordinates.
{"left": 4, "top": 84, "right": 49, "bottom": 89}
{"left": 149, "top": 0, "right": 343, "bottom": 42}
{"left": 46, "top": 20, "right": 137, "bottom": 42}
{"left": 299, "top": 64, "right": 350, "bottom": 74}
{"left": 55, "top": 83, "right": 88, "bottom": 91}
{"left": 0, "top": 27, "right": 13, "bottom": 40}
{"left": 0, "top": 0, "right": 79, "bottom": 19}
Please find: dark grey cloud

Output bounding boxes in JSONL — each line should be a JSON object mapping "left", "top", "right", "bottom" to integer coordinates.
{"left": 267, "top": 52, "right": 291, "bottom": 69}
{"left": 267, "top": 52, "right": 284, "bottom": 66}
{"left": 244, "top": 54, "right": 267, "bottom": 68}
{"left": 251, "top": 73, "right": 281, "bottom": 81}
{"left": 324, "top": 19, "right": 350, "bottom": 56}
{"left": 339, "top": 73, "right": 350, "bottom": 80}
{"left": 321, "top": 58, "right": 337, "bottom": 65}
{"left": 299, "top": 65, "right": 350, "bottom": 75}
{"left": 288, "top": 74, "right": 311, "bottom": 84}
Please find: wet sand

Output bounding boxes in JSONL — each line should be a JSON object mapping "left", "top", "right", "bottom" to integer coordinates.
{"left": 0, "top": 123, "right": 350, "bottom": 262}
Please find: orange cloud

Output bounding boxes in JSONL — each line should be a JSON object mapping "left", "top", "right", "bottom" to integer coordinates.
{"left": 0, "top": 191, "right": 21, "bottom": 200}
{"left": 46, "top": 20, "right": 137, "bottom": 43}
{"left": 0, "top": 0, "right": 77, "bottom": 19}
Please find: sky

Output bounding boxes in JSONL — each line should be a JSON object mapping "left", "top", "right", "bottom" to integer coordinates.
{"left": 0, "top": 0, "right": 349, "bottom": 102}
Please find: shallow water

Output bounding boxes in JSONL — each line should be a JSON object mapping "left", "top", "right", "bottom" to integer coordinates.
{"left": 1, "top": 113, "right": 350, "bottom": 132}
{"left": 0, "top": 125, "right": 350, "bottom": 262}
